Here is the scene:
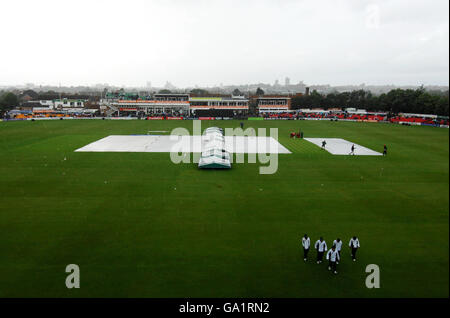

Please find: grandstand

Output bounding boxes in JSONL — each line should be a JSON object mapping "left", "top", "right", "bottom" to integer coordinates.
{"left": 255, "top": 95, "right": 292, "bottom": 113}
{"left": 258, "top": 109, "right": 449, "bottom": 127}
{"left": 108, "top": 94, "right": 190, "bottom": 117}
{"left": 189, "top": 96, "right": 249, "bottom": 118}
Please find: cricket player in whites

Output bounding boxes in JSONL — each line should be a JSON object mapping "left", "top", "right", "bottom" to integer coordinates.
{"left": 332, "top": 238, "right": 343, "bottom": 264}
{"left": 349, "top": 236, "right": 360, "bottom": 261}
{"left": 302, "top": 234, "right": 310, "bottom": 261}
{"left": 314, "top": 237, "right": 327, "bottom": 264}
{"left": 326, "top": 245, "right": 340, "bottom": 274}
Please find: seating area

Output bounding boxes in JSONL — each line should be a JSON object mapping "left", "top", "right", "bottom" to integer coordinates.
{"left": 193, "top": 109, "right": 243, "bottom": 118}
{"left": 389, "top": 116, "right": 449, "bottom": 125}
{"left": 260, "top": 111, "right": 449, "bottom": 126}
{"left": 7, "top": 107, "right": 448, "bottom": 127}
{"left": 295, "top": 112, "right": 387, "bottom": 121}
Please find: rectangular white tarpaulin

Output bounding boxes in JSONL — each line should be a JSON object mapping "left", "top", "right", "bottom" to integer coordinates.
{"left": 75, "top": 135, "right": 291, "bottom": 154}
{"left": 304, "top": 138, "right": 382, "bottom": 156}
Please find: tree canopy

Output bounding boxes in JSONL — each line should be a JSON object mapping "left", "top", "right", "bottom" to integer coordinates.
{"left": 291, "top": 88, "right": 449, "bottom": 116}
{"left": 232, "top": 88, "right": 243, "bottom": 96}
{"left": 0, "top": 92, "right": 19, "bottom": 116}
{"left": 189, "top": 88, "right": 209, "bottom": 96}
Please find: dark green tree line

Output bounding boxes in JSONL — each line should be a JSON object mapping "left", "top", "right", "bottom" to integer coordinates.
{"left": 291, "top": 88, "right": 449, "bottom": 116}
{"left": 0, "top": 92, "right": 19, "bottom": 116}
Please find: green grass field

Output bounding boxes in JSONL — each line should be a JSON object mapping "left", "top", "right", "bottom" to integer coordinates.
{"left": 0, "top": 119, "right": 448, "bottom": 298}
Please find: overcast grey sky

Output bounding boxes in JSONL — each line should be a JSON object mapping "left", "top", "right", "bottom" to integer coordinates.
{"left": 0, "top": 0, "right": 448, "bottom": 87}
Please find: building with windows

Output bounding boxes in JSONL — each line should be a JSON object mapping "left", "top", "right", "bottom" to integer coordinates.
{"left": 151, "top": 93, "right": 190, "bottom": 115}
{"left": 106, "top": 93, "right": 190, "bottom": 116}
{"left": 250, "top": 93, "right": 303, "bottom": 113}
{"left": 254, "top": 95, "right": 292, "bottom": 113}
{"left": 20, "top": 99, "right": 86, "bottom": 112}
{"left": 189, "top": 95, "right": 249, "bottom": 117}
{"left": 54, "top": 99, "right": 85, "bottom": 109}
{"left": 101, "top": 92, "right": 312, "bottom": 117}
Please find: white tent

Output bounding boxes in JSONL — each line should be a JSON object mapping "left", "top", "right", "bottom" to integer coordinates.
{"left": 198, "top": 156, "right": 232, "bottom": 169}
{"left": 199, "top": 127, "right": 231, "bottom": 169}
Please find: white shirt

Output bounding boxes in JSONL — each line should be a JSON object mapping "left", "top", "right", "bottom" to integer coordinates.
{"left": 349, "top": 238, "right": 360, "bottom": 248}
{"left": 302, "top": 237, "right": 310, "bottom": 249}
{"left": 315, "top": 240, "right": 327, "bottom": 252}
{"left": 326, "top": 249, "right": 340, "bottom": 262}
{"left": 333, "top": 240, "right": 343, "bottom": 251}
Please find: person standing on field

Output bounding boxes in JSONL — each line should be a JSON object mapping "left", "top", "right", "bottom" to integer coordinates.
{"left": 349, "top": 144, "right": 355, "bottom": 155}
{"left": 383, "top": 144, "right": 387, "bottom": 156}
{"left": 315, "top": 237, "right": 327, "bottom": 264}
{"left": 326, "top": 245, "right": 340, "bottom": 274}
{"left": 302, "top": 234, "right": 310, "bottom": 262}
{"left": 321, "top": 140, "right": 327, "bottom": 150}
{"left": 349, "top": 236, "right": 360, "bottom": 261}
{"left": 333, "top": 238, "right": 343, "bottom": 263}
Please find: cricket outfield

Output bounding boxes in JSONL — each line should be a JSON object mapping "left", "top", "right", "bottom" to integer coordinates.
{"left": 0, "top": 119, "right": 448, "bottom": 297}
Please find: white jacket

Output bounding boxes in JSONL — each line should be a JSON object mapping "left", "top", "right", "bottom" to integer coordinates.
{"left": 333, "top": 240, "right": 343, "bottom": 251}
{"left": 349, "top": 238, "right": 360, "bottom": 248}
{"left": 326, "top": 249, "right": 340, "bottom": 262}
{"left": 315, "top": 240, "right": 327, "bottom": 252}
{"left": 302, "top": 237, "right": 310, "bottom": 249}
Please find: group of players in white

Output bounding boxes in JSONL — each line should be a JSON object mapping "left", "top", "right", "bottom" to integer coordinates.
{"left": 301, "top": 235, "right": 361, "bottom": 274}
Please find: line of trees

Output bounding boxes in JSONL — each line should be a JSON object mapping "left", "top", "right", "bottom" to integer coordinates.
{"left": 291, "top": 88, "right": 449, "bottom": 116}
{"left": 0, "top": 92, "right": 19, "bottom": 116}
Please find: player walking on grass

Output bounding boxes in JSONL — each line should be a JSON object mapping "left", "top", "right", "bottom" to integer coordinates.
{"left": 349, "top": 236, "right": 360, "bottom": 261}
{"left": 302, "top": 234, "right": 310, "bottom": 261}
{"left": 332, "top": 238, "right": 342, "bottom": 263}
{"left": 326, "top": 245, "right": 340, "bottom": 274}
{"left": 349, "top": 144, "right": 355, "bottom": 155}
{"left": 383, "top": 144, "right": 387, "bottom": 156}
{"left": 315, "top": 237, "right": 327, "bottom": 264}
{"left": 321, "top": 140, "right": 326, "bottom": 149}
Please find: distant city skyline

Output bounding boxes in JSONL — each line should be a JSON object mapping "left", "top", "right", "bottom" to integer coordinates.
{"left": 3, "top": 78, "right": 448, "bottom": 89}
